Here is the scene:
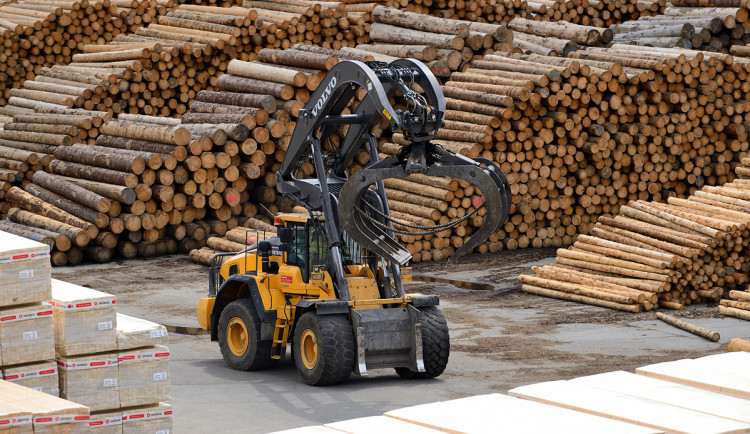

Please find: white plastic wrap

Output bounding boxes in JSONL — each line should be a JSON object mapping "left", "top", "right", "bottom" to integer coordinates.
{"left": 1, "top": 360, "right": 59, "bottom": 396}
{"left": 88, "top": 409, "right": 123, "bottom": 434}
{"left": 50, "top": 279, "right": 117, "bottom": 357}
{"left": 0, "top": 231, "right": 51, "bottom": 308}
{"left": 57, "top": 353, "right": 119, "bottom": 412}
{"left": 122, "top": 402, "right": 172, "bottom": 434}
{"left": 0, "top": 378, "right": 89, "bottom": 434}
{"left": 116, "top": 314, "right": 168, "bottom": 351}
{"left": 0, "top": 303, "right": 55, "bottom": 366}
{"left": 118, "top": 345, "right": 170, "bottom": 408}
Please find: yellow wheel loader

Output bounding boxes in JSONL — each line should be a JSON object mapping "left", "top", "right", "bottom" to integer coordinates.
{"left": 197, "top": 59, "right": 511, "bottom": 385}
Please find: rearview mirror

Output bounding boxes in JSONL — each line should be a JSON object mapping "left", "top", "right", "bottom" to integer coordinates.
{"left": 278, "top": 228, "right": 293, "bottom": 244}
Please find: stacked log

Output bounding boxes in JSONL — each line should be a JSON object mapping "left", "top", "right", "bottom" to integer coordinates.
{"left": 357, "top": 6, "right": 514, "bottom": 76}
{"left": 518, "top": 160, "right": 750, "bottom": 312}
{"left": 529, "top": 0, "right": 667, "bottom": 27}
{"left": 111, "top": 0, "right": 173, "bottom": 35}
{"left": 188, "top": 217, "right": 276, "bottom": 264}
{"left": 0, "top": 4, "right": 258, "bottom": 117}
{"left": 610, "top": 3, "right": 750, "bottom": 51}
{"left": 394, "top": 0, "right": 532, "bottom": 25}
{"left": 241, "top": 0, "right": 374, "bottom": 50}
{"left": 0, "top": 0, "right": 121, "bottom": 106}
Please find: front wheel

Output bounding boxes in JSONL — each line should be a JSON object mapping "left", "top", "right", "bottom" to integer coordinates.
{"left": 218, "top": 298, "right": 277, "bottom": 371}
{"left": 293, "top": 312, "right": 354, "bottom": 386}
{"left": 396, "top": 306, "right": 450, "bottom": 379}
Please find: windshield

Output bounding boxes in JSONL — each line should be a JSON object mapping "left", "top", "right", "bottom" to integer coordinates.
{"left": 309, "top": 223, "right": 364, "bottom": 267}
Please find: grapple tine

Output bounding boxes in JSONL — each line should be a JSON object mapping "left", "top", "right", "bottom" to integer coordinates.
{"left": 339, "top": 162, "right": 413, "bottom": 266}
{"left": 426, "top": 162, "right": 509, "bottom": 260}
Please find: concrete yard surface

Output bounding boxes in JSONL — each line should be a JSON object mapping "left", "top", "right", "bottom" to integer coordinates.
{"left": 52, "top": 249, "right": 750, "bottom": 433}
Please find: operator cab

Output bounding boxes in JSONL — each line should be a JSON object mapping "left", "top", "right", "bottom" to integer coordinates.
{"left": 274, "top": 213, "right": 368, "bottom": 283}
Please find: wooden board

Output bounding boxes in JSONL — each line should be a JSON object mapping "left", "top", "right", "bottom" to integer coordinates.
{"left": 0, "top": 231, "right": 51, "bottom": 308}
{"left": 509, "top": 380, "right": 750, "bottom": 433}
{"left": 572, "top": 370, "right": 750, "bottom": 423}
{"left": 57, "top": 353, "right": 119, "bottom": 412}
{"left": 0, "top": 379, "right": 88, "bottom": 433}
{"left": 118, "top": 345, "right": 170, "bottom": 408}
{"left": 50, "top": 279, "right": 117, "bottom": 357}
{"left": 326, "top": 415, "right": 442, "bottom": 433}
{"left": 0, "top": 400, "right": 32, "bottom": 434}
{"left": 2, "top": 360, "right": 59, "bottom": 397}
{"left": 384, "top": 393, "right": 660, "bottom": 433}
{"left": 88, "top": 409, "right": 122, "bottom": 433}
{"left": 116, "top": 313, "right": 168, "bottom": 350}
{"left": 636, "top": 352, "right": 750, "bottom": 398}
{"left": 0, "top": 303, "right": 55, "bottom": 366}
{"left": 121, "top": 402, "right": 171, "bottom": 434}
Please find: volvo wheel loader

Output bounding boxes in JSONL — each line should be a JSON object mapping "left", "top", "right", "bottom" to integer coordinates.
{"left": 197, "top": 59, "right": 511, "bottom": 385}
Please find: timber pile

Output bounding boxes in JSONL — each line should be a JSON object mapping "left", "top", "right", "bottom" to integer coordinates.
{"left": 352, "top": 44, "right": 750, "bottom": 260}
{"left": 0, "top": 0, "right": 121, "bottom": 106}
{"left": 611, "top": 2, "right": 750, "bottom": 51}
{"left": 356, "top": 6, "right": 514, "bottom": 76}
{"left": 241, "top": 0, "right": 373, "bottom": 50}
{"left": 0, "top": 4, "right": 257, "bottom": 117}
{"left": 393, "top": 0, "right": 532, "bottom": 25}
{"left": 0, "top": 108, "right": 268, "bottom": 265}
{"left": 518, "top": 160, "right": 750, "bottom": 312}
{"left": 528, "top": 0, "right": 667, "bottom": 27}
{"left": 112, "top": 0, "right": 173, "bottom": 35}
{"left": 189, "top": 217, "right": 276, "bottom": 264}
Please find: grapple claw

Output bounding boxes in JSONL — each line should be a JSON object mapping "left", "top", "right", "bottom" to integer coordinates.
{"left": 338, "top": 144, "right": 511, "bottom": 264}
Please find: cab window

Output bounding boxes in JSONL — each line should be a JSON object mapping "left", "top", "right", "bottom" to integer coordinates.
{"left": 286, "top": 223, "right": 308, "bottom": 281}
{"left": 309, "top": 224, "right": 327, "bottom": 271}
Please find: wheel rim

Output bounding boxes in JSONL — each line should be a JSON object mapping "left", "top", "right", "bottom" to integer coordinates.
{"left": 300, "top": 329, "right": 318, "bottom": 370}
{"left": 227, "top": 317, "right": 248, "bottom": 356}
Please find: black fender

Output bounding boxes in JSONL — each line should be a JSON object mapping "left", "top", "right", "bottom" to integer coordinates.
{"left": 210, "top": 274, "right": 277, "bottom": 341}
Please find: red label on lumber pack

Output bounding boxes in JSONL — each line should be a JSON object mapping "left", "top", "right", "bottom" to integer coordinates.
{"left": 49, "top": 298, "right": 116, "bottom": 310}
{"left": 0, "top": 250, "right": 49, "bottom": 264}
{"left": 122, "top": 408, "right": 171, "bottom": 422}
{"left": 34, "top": 415, "right": 89, "bottom": 425}
{"left": 3, "top": 366, "right": 57, "bottom": 381}
{"left": 0, "top": 304, "right": 53, "bottom": 324}
{"left": 57, "top": 357, "right": 118, "bottom": 370}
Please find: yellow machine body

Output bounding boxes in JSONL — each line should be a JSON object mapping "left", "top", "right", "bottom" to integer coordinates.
{"left": 197, "top": 213, "right": 415, "bottom": 359}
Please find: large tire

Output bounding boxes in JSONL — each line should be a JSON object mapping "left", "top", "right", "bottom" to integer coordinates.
{"left": 218, "top": 298, "right": 277, "bottom": 371}
{"left": 396, "top": 306, "right": 450, "bottom": 379}
{"left": 293, "top": 312, "right": 354, "bottom": 386}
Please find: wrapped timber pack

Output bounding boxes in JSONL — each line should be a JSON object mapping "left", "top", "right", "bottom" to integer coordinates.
{"left": 0, "top": 379, "right": 89, "bottom": 433}
{"left": 116, "top": 313, "right": 168, "bottom": 350}
{"left": 50, "top": 279, "right": 117, "bottom": 357}
{"left": 0, "top": 231, "right": 51, "bottom": 308}
{"left": 0, "top": 303, "right": 55, "bottom": 366}
{"left": 118, "top": 345, "right": 170, "bottom": 408}
{"left": 122, "top": 402, "right": 172, "bottom": 434}
{"left": 88, "top": 409, "right": 123, "bottom": 434}
{"left": 0, "top": 401, "right": 32, "bottom": 434}
{"left": 2, "top": 360, "right": 59, "bottom": 396}
{"left": 57, "top": 353, "right": 119, "bottom": 412}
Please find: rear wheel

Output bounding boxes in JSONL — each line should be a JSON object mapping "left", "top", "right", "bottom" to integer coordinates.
{"left": 396, "top": 306, "right": 450, "bottom": 379}
{"left": 218, "top": 298, "right": 277, "bottom": 371}
{"left": 293, "top": 312, "right": 354, "bottom": 386}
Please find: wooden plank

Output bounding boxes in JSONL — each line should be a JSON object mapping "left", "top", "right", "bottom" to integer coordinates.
{"left": 121, "top": 402, "right": 172, "bottom": 434}
{"left": 2, "top": 360, "right": 59, "bottom": 397}
{"left": 326, "top": 415, "right": 442, "bottom": 433}
{"left": 116, "top": 313, "right": 168, "bottom": 350}
{"left": 0, "top": 230, "right": 51, "bottom": 307}
{"left": 0, "top": 302, "right": 55, "bottom": 366}
{"left": 118, "top": 345, "right": 170, "bottom": 408}
{"left": 384, "top": 393, "right": 659, "bottom": 433}
{"left": 57, "top": 352, "right": 120, "bottom": 412}
{"left": 636, "top": 352, "right": 750, "bottom": 398}
{"left": 509, "top": 380, "right": 750, "bottom": 433}
{"left": 50, "top": 279, "right": 117, "bottom": 357}
{"left": 0, "top": 379, "right": 88, "bottom": 431}
{"left": 572, "top": 371, "right": 750, "bottom": 423}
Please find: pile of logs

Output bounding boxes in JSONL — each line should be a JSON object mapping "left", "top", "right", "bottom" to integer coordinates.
{"left": 242, "top": 0, "right": 374, "bottom": 50}
{"left": 112, "top": 0, "right": 173, "bottom": 35}
{"left": 518, "top": 159, "right": 750, "bottom": 312}
{"left": 0, "top": 0, "right": 122, "bottom": 106}
{"left": 394, "top": 0, "right": 532, "bottom": 25}
{"left": 356, "top": 6, "right": 514, "bottom": 76}
{"left": 528, "top": 0, "right": 667, "bottom": 27}
{"left": 719, "top": 288, "right": 750, "bottom": 321}
{"left": 0, "top": 4, "right": 258, "bottom": 117}
{"left": 610, "top": 2, "right": 750, "bottom": 51}
{"left": 188, "top": 217, "right": 276, "bottom": 264}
